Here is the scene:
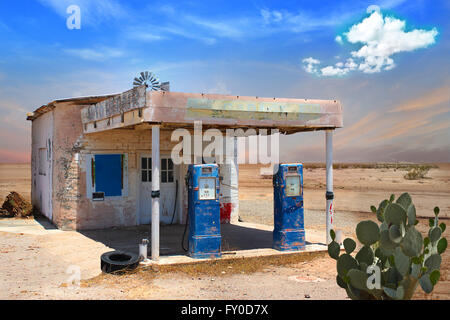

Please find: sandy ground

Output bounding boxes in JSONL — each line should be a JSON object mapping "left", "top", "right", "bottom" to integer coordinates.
{"left": 238, "top": 163, "right": 450, "bottom": 300}
{"left": 0, "top": 163, "right": 449, "bottom": 300}
{"left": 239, "top": 163, "right": 450, "bottom": 221}
{"left": 0, "top": 226, "right": 345, "bottom": 300}
{"left": 0, "top": 163, "right": 31, "bottom": 202}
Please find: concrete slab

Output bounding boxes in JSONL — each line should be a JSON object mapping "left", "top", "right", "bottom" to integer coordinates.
{"left": 0, "top": 217, "right": 61, "bottom": 235}
{"left": 145, "top": 222, "right": 327, "bottom": 265}
{"left": 79, "top": 220, "right": 328, "bottom": 266}
{"left": 0, "top": 216, "right": 329, "bottom": 271}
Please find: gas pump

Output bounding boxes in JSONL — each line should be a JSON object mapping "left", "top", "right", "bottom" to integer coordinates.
{"left": 187, "top": 164, "right": 221, "bottom": 259}
{"left": 273, "top": 163, "right": 305, "bottom": 251}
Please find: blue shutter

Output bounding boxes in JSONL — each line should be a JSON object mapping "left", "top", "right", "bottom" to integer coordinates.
{"left": 94, "top": 154, "right": 122, "bottom": 196}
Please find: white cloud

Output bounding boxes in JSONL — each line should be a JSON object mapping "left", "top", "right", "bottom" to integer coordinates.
{"left": 335, "top": 35, "right": 343, "bottom": 44}
{"left": 64, "top": 47, "right": 124, "bottom": 61}
{"left": 185, "top": 15, "right": 244, "bottom": 39}
{"left": 261, "top": 9, "right": 283, "bottom": 24}
{"left": 38, "top": 0, "right": 127, "bottom": 25}
{"left": 206, "top": 80, "right": 231, "bottom": 95}
{"left": 347, "top": 11, "right": 438, "bottom": 73}
{"left": 320, "top": 65, "right": 349, "bottom": 76}
{"left": 125, "top": 29, "right": 165, "bottom": 42}
{"left": 344, "top": 58, "right": 358, "bottom": 70}
{"left": 319, "top": 58, "right": 358, "bottom": 76}
{"left": 260, "top": 9, "right": 271, "bottom": 24}
{"left": 366, "top": 5, "right": 381, "bottom": 14}
{"left": 304, "top": 57, "right": 357, "bottom": 76}
{"left": 159, "top": 25, "right": 217, "bottom": 45}
{"left": 302, "top": 10, "right": 438, "bottom": 76}
{"left": 119, "top": 3, "right": 407, "bottom": 46}
{"left": 302, "top": 57, "right": 320, "bottom": 74}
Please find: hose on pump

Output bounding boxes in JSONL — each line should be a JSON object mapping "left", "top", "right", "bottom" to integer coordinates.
{"left": 181, "top": 172, "right": 190, "bottom": 252}
{"left": 170, "top": 180, "right": 178, "bottom": 225}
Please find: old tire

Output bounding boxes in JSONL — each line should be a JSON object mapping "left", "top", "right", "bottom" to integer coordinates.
{"left": 100, "top": 251, "right": 139, "bottom": 274}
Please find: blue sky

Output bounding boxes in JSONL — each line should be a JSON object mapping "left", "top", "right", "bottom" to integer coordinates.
{"left": 0, "top": 0, "right": 448, "bottom": 162}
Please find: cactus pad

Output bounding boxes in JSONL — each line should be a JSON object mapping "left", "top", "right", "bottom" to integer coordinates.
{"left": 384, "top": 203, "right": 407, "bottom": 226}
{"left": 343, "top": 238, "right": 356, "bottom": 254}
{"left": 401, "top": 227, "right": 423, "bottom": 257}
{"left": 356, "top": 220, "right": 380, "bottom": 246}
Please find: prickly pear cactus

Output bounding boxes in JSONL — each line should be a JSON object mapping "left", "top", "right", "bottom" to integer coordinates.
{"left": 327, "top": 193, "right": 447, "bottom": 300}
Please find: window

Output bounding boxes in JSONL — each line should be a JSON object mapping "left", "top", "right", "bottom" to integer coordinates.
{"left": 161, "top": 158, "right": 174, "bottom": 183}
{"left": 141, "top": 157, "right": 152, "bottom": 182}
{"left": 38, "top": 148, "right": 46, "bottom": 176}
{"left": 141, "top": 157, "right": 174, "bottom": 183}
{"left": 92, "top": 154, "right": 125, "bottom": 197}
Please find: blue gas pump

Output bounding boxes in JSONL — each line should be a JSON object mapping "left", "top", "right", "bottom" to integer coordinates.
{"left": 187, "top": 164, "right": 221, "bottom": 259}
{"left": 273, "top": 163, "right": 305, "bottom": 251}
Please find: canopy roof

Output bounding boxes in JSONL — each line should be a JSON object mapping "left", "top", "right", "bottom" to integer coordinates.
{"left": 31, "top": 86, "right": 343, "bottom": 134}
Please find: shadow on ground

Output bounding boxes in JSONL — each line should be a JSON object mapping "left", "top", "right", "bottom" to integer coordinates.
{"left": 79, "top": 223, "right": 321, "bottom": 258}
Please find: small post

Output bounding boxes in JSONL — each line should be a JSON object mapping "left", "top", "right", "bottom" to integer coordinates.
{"left": 151, "top": 125, "right": 160, "bottom": 261}
{"left": 325, "top": 130, "right": 334, "bottom": 244}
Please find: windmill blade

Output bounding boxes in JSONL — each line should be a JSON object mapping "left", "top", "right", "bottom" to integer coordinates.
{"left": 160, "top": 82, "right": 170, "bottom": 91}
{"left": 133, "top": 71, "right": 165, "bottom": 89}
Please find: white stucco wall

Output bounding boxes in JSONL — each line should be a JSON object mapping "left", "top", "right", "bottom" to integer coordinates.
{"left": 31, "top": 110, "right": 53, "bottom": 219}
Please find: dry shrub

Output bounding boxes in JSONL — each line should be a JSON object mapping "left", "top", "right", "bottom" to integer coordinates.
{"left": 1, "top": 192, "right": 33, "bottom": 218}
{"left": 404, "top": 165, "right": 432, "bottom": 180}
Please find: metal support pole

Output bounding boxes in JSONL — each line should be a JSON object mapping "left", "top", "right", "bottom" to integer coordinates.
{"left": 326, "top": 130, "right": 334, "bottom": 244}
{"left": 231, "top": 136, "right": 239, "bottom": 223}
{"left": 151, "top": 125, "right": 160, "bottom": 261}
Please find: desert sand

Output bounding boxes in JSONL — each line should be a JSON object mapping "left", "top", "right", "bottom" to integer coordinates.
{"left": 239, "top": 163, "right": 450, "bottom": 219}
{"left": 0, "top": 163, "right": 448, "bottom": 300}
{"left": 0, "top": 163, "right": 31, "bottom": 203}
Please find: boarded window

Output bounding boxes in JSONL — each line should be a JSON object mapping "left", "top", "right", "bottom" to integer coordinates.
{"left": 38, "top": 148, "right": 46, "bottom": 176}
{"left": 93, "top": 154, "right": 123, "bottom": 196}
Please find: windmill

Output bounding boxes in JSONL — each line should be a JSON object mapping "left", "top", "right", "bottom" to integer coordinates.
{"left": 133, "top": 71, "right": 170, "bottom": 91}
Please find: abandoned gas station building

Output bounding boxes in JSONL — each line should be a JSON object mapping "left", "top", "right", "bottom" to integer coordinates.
{"left": 27, "top": 84, "right": 343, "bottom": 259}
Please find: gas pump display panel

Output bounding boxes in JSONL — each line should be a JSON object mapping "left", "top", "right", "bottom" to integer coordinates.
{"left": 285, "top": 175, "right": 301, "bottom": 197}
{"left": 198, "top": 177, "right": 216, "bottom": 200}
